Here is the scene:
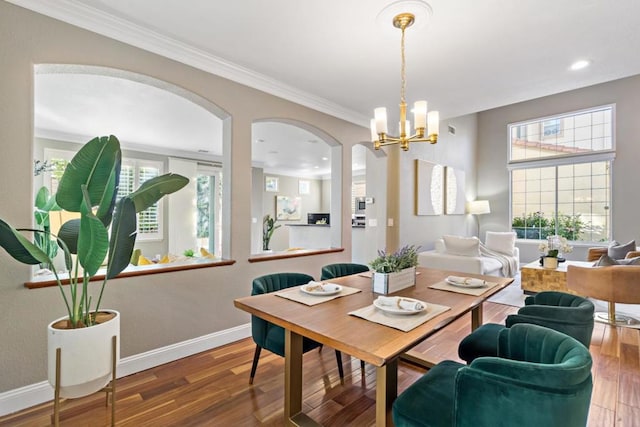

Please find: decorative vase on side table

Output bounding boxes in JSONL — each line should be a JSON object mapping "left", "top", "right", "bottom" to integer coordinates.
{"left": 542, "top": 256, "right": 559, "bottom": 269}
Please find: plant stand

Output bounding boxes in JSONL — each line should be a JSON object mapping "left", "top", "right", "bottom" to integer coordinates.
{"left": 53, "top": 335, "right": 117, "bottom": 427}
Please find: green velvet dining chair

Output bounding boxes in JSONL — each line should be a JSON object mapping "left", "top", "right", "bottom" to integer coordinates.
{"left": 458, "top": 291, "right": 594, "bottom": 363}
{"left": 249, "top": 272, "right": 345, "bottom": 384}
{"left": 319, "top": 263, "right": 370, "bottom": 374}
{"left": 393, "top": 324, "right": 593, "bottom": 427}
{"left": 320, "top": 262, "right": 369, "bottom": 281}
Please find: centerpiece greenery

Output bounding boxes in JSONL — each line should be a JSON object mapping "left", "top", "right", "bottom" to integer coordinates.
{"left": 370, "top": 245, "right": 420, "bottom": 294}
{"left": 369, "top": 245, "right": 419, "bottom": 273}
{"left": 0, "top": 135, "right": 189, "bottom": 328}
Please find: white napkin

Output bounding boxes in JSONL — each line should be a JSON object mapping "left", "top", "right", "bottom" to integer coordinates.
{"left": 446, "top": 276, "right": 487, "bottom": 287}
{"left": 304, "top": 281, "right": 339, "bottom": 292}
{"left": 376, "top": 296, "right": 424, "bottom": 311}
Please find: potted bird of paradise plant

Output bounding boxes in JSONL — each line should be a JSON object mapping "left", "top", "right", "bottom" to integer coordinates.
{"left": 0, "top": 135, "right": 188, "bottom": 399}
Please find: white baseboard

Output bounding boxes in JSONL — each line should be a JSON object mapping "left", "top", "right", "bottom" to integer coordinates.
{"left": 0, "top": 323, "right": 251, "bottom": 417}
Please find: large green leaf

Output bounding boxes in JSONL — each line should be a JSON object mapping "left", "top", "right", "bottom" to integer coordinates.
{"left": 77, "top": 186, "right": 109, "bottom": 276}
{"left": 56, "top": 135, "right": 120, "bottom": 212}
{"left": 34, "top": 186, "right": 50, "bottom": 211}
{"left": 95, "top": 156, "right": 120, "bottom": 227}
{"left": 129, "top": 173, "right": 189, "bottom": 213}
{"left": 0, "top": 220, "right": 50, "bottom": 265}
{"left": 107, "top": 198, "right": 137, "bottom": 279}
{"left": 58, "top": 219, "right": 80, "bottom": 254}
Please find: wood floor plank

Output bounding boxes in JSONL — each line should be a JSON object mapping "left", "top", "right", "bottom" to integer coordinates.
{"left": 1, "top": 301, "right": 638, "bottom": 427}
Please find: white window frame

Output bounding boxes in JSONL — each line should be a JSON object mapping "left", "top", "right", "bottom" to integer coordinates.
{"left": 507, "top": 105, "right": 615, "bottom": 243}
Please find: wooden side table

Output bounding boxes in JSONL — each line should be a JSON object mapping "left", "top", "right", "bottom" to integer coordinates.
{"left": 520, "top": 260, "right": 593, "bottom": 294}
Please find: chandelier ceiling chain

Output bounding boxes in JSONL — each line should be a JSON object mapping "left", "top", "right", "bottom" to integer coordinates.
{"left": 399, "top": 14, "right": 409, "bottom": 106}
{"left": 371, "top": 11, "right": 440, "bottom": 151}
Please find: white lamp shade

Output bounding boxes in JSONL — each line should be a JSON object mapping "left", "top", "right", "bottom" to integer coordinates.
{"left": 414, "top": 101, "right": 427, "bottom": 129}
{"left": 427, "top": 110, "right": 440, "bottom": 136}
{"left": 466, "top": 200, "right": 490, "bottom": 215}
{"left": 370, "top": 118, "right": 378, "bottom": 141}
{"left": 399, "top": 120, "right": 410, "bottom": 136}
{"left": 374, "top": 107, "right": 388, "bottom": 134}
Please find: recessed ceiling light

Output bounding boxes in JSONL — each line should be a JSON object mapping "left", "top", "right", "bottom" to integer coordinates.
{"left": 321, "top": 157, "right": 328, "bottom": 161}
{"left": 314, "top": 166, "right": 320, "bottom": 169}
{"left": 570, "top": 60, "right": 590, "bottom": 71}
{"left": 256, "top": 138, "right": 265, "bottom": 143}
{"left": 268, "top": 150, "right": 278, "bottom": 154}
{"left": 308, "top": 139, "right": 319, "bottom": 144}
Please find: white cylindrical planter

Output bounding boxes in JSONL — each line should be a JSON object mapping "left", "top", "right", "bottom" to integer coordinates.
{"left": 47, "top": 310, "right": 120, "bottom": 398}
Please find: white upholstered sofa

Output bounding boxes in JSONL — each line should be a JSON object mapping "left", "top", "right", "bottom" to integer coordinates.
{"left": 417, "top": 232, "right": 520, "bottom": 277}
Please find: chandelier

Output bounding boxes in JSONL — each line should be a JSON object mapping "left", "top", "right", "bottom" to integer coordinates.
{"left": 370, "top": 12, "right": 439, "bottom": 151}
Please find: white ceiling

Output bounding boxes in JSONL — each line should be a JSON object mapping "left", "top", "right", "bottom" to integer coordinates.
{"left": 19, "top": 0, "right": 640, "bottom": 176}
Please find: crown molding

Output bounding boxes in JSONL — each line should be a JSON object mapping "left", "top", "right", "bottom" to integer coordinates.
{"left": 8, "top": 0, "right": 370, "bottom": 128}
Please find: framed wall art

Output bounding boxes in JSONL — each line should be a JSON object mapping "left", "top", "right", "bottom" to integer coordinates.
{"left": 276, "top": 195, "right": 301, "bottom": 220}
{"left": 265, "top": 176, "right": 278, "bottom": 192}
{"left": 415, "top": 159, "right": 444, "bottom": 215}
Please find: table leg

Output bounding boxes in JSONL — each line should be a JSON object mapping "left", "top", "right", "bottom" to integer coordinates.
{"left": 375, "top": 360, "right": 397, "bottom": 427}
{"left": 471, "top": 303, "right": 483, "bottom": 331}
{"left": 284, "top": 329, "right": 303, "bottom": 425}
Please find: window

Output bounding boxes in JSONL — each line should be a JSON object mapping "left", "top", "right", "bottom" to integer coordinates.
{"left": 509, "top": 105, "right": 614, "bottom": 243}
{"left": 120, "top": 160, "right": 163, "bottom": 240}
{"left": 44, "top": 149, "right": 164, "bottom": 241}
{"left": 196, "top": 164, "right": 223, "bottom": 256}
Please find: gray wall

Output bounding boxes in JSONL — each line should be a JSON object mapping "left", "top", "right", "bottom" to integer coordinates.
{"left": 396, "top": 113, "right": 480, "bottom": 251}
{"left": 478, "top": 74, "right": 640, "bottom": 263}
{"left": 0, "top": 2, "right": 369, "bottom": 393}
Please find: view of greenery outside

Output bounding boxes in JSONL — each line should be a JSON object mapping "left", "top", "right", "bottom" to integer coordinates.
{"left": 196, "top": 172, "right": 222, "bottom": 255}
{"left": 511, "top": 211, "right": 587, "bottom": 241}
{"left": 509, "top": 106, "right": 613, "bottom": 243}
{"left": 197, "top": 175, "right": 211, "bottom": 241}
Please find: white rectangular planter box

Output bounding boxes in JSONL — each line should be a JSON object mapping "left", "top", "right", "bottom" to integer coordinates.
{"left": 372, "top": 267, "right": 416, "bottom": 294}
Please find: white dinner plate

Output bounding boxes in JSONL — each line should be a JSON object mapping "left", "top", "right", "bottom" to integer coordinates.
{"left": 373, "top": 297, "right": 427, "bottom": 315}
{"left": 445, "top": 278, "right": 487, "bottom": 288}
{"left": 300, "top": 283, "right": 342, "bottom": 296}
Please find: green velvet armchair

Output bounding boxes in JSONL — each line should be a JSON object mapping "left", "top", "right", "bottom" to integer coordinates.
{"left": 320, "top": 262, "right": 369, "bottom": 281}
{"left": 320, "top": 263, "right": 370, "bottom": 373}
{"left": 249, "top": 272, "right": 344, "bottom": 384}
{"left": 393, "top": 324, "right": 593, "bottom": 427}
{"left": 458, "top": 291, "right": 594, "bottom": 363}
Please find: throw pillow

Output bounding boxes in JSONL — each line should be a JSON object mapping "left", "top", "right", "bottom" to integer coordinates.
{"left": 608, "top": 240, "right": 636, "bottom": 260}
{"left": 485, "top": 231, "right": 516, "bottom": 255}
{"left": 443, "top": 235, "right": 480, "bottom": 257}
{"left": 594, "top": 254, "right": 640, "bottom": 266}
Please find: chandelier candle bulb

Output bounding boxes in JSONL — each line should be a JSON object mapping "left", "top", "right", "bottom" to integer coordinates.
{"left": 399, "top": 120, "right": 410, "bottom": 137}
{"left": 428, "top": 110, "right": 440, "bottom": 138}
{"left": 370, "top": 119, "right": 378, "bottom": 141}
{"left": 414, "top": 101, "right": 427, "bottom": 129}
{"left": 374, "top": 107, "right": 388, "bottom": 134}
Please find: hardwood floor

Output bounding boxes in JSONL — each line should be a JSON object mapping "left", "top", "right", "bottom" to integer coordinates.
{"left": 1, "top": 301, "right": 638, "bottom": 426}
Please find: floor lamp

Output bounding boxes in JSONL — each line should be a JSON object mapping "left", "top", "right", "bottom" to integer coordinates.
{"left": 466, "top": 200, "right": 491, "bottom": 237}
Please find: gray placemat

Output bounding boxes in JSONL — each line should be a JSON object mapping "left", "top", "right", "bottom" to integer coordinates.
{"left": 348, "top": 302, "right": 450, "bottom": 332}
{"left": 275, "top": 285, "right": 361, "bottom": 306}
{"left": 429, "top": 279, "right": 501, "bottom": 296}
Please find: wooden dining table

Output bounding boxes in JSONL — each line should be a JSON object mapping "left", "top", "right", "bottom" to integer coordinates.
{"left": 234, "top": 267, "right": 513, "bottom": 426}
